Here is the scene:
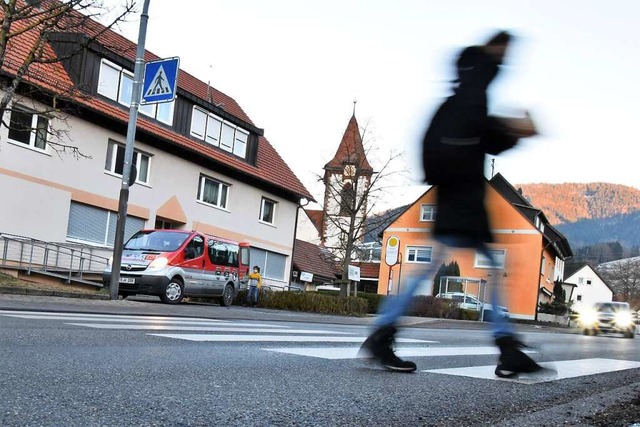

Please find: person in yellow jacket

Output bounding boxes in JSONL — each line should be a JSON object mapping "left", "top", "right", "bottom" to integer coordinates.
{"left": 245, "top": 266, "right": 262, "bottom": 307}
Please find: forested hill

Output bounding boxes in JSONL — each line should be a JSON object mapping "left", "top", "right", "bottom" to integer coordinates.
{"left": 516, "top": 183, "right": 640, "bottom": 225}
{"left": 515, "top": 183, "right": 640, "bottom": 248}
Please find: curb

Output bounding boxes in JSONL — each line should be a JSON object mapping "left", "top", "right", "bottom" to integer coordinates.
{"left": 0, "top": 287, "right": 110, "bottom": 300}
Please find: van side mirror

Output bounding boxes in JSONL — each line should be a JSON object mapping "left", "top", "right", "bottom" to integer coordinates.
{"left": 185, "top": 247, "right": 196, "bottom": 260}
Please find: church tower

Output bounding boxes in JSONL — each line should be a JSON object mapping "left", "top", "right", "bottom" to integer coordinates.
{"left": 321, "top": 110, "right": 374, "bottom": 253}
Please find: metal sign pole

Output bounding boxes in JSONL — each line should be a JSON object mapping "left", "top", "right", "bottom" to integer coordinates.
{"left": 109, "top": 0, "right": 151, "bottom": 300}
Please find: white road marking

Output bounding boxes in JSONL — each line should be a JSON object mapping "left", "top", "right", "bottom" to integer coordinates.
{"left": 0, "top": 311, "right": 291, "bottom": 327}
{"left": 0, "top": 310, "right": 221, "bottom": 322}
{"left": 148, "top": 334, "right": 430, "bottom": 343}
{"left": 265, "top": 345, "right": 489, "bottom": 360}
{"left": 67, "top": 323, "right": 351, "bottom": 334}
{"left": 3, "top": 314, "right": 240, "bottom": 324}
{"left": 424, "top": 358, "right": 640, "bottom": 384}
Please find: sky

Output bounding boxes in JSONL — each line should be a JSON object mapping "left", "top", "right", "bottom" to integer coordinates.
{"left": 104, "top": 0, "right": 640, "bottom": 212}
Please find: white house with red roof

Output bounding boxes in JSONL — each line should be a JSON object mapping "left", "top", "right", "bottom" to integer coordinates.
{"left": 564, "top": 263, "right": 613, "bottom": 313}
{"left": 0, "top": 5, "right": 312, "bottom": 287}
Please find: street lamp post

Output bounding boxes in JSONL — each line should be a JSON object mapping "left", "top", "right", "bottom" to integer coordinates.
{"left": 109, "top": 0, "right": 151, "bottom": 300}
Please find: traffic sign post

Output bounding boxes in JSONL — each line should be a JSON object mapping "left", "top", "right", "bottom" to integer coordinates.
{"left": 109, "top": 0, "right": 151, "bottom": 300}
{"left": 385, "top": 236, "right": 400, "bottom": 296}
{"left": 141, "top": 57, "right": 179, "bottom": 104}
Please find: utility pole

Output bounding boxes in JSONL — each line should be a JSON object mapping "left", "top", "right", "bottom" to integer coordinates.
{"left": 109, "top": 0, "right": 151, "bottom": 300}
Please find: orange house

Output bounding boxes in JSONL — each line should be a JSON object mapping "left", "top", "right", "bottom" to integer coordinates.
{"left": 377, "top": 173, "right": 573, "bottom": 320}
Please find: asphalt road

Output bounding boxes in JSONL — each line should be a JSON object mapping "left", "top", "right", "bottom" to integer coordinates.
{"left": 1, "top": 295, "right": 639, "bottom": 426}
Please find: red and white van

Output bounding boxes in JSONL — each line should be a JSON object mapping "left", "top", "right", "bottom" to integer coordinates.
{"left": 103, "top": 229, "right": 250, "bottom": 305}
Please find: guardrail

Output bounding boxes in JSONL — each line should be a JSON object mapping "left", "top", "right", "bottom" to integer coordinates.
{"left": 0, "top": 232, "right": 110, "bottom": 287}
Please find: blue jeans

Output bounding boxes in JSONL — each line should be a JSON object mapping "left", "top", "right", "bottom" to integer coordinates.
{"left": 373, "top": 236, "right": 513, "bottom": 338}
{"left": 246, "top": 285, "right": 259, "bottom": 305}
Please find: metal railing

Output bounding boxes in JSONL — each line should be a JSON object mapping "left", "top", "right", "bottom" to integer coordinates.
{"left": 0, "top": 232, "right": 111, "bottom": 287}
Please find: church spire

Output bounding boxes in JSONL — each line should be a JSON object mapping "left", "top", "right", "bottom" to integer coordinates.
{"left": 324, "top": 109, "right": 373, "bottom": 173}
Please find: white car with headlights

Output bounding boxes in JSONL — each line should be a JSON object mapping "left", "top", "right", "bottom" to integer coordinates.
{"left": 578, "top": 302, "right": 636, "bottom": 338}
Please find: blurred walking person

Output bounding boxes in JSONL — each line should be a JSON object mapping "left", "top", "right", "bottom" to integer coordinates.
{"left": 361, "top": 31, "right": 545, "bottom": 377}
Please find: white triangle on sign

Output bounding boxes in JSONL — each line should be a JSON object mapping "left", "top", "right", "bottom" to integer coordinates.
{"left": 144, "top": 65, "right": 172, "bottom": 98}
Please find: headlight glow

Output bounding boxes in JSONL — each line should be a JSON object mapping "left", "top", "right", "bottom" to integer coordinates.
{"left": 147, "top": 256, "right": 169, "bottom": 270}
{"left": 579, "top": 309, "right": 598, "bottom": 326}
{"left": 615, "top": 311, "right": 633, "bottom": 327}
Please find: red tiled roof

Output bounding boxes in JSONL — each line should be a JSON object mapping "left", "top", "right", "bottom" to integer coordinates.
{"left": 304, "top": 209, "right": 324, "bottom": 234}
{"left": 324, "top": 114, "right": 372, "bottom": 171}
{"left": 356, "top": 262, "right": 381, "bottom": 280}
{"left": 1, "top": 5, "right": 312, "bottom": 200}
{"left": 292, "top": 239, "right": 340, "bottom": 280}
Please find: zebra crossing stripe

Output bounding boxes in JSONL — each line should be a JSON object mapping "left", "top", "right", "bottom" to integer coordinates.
{"left": 0, "top": 311, "right": 292, "bottom": 328}
{"left": 148, "top": 334, "right": 430, "bottom": 343}
{"left": 265, "top": 345, "right": 491, "bottom": 360}
{"left": 67, "top": 323, "right": 351, "bottom": 334}
{"left": 424, "top": 358, "right": 640, "bottom": 384}
{"left": 0, "top": 310, "right": 221, "bottom": 322}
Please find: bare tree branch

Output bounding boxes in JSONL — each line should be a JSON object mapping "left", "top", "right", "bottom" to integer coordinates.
{"left": 598, "top": 258, "right": 640, "bottom": 301}
{"left": 315, "top": 117, "right": 409, "bottom": 294}
{"left": 0, "top": 0, "right": 136, "bottom": 157}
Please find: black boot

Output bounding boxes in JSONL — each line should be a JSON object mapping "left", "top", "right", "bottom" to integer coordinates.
{"left": 360, "top": 326, "right": 417, "bottom": 372}
{"left": 494, "top": 335, "right": 543, "bottom": 378}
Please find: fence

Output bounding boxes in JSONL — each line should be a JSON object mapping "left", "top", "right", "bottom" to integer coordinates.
{"left": 0, "top": 232, "right": 111, "bottom": 287}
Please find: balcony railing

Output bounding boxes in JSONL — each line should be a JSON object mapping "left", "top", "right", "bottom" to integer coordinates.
{"left": 0, "top": 232, "right": 110, "bottom": 287}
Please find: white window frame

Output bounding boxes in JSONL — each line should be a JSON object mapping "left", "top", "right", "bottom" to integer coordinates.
{"left": 420, "top": 204, "right": 437, "bottom": 222}
{"left": 197, "top": 175, "right": 230, "bottom": 210}
{"left": 474, "top": 249, "right": 506, "bottom": 269}
{"left": 140, "top": 100, "right": 175, "bottom": 125}
{"left": 406, "top": 246, "right": 433, "bottom": 263}
{"left": 233, "top": 128, "right": 248, "bottom": 158}
{"left": 98, "top": 59, "right": 173, "bottom": 125}
{"left": 7, "top": 106, "right": 50, "bottom": 152}
{"left": 97, "top": 59, "right": 120, "bottom": 100}
{"left": 541, "top": 255, "right": 546, "bottom": 275}
{"left": 190, "top": 107, "right": 207, "bottom": 138}
{"left": 105, "top": 140, "right": 151, "bottom": 185}
{"left": 190, "top": 106, "right": 249, "bottom": 158}
{"left": 259, "top": 198, "right": 277, "bottom": 225}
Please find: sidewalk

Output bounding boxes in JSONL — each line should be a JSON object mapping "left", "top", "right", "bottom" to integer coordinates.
{"left": 0, "top": 290, "right": 571, "bottom": 333}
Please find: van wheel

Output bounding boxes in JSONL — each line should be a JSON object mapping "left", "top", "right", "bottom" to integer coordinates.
{"left": 624, "top": 330, "right": 635, "bottom": 339}
{"left": 220, "top": 284, "right": 234, "bottom": 307}
{"left": 161, "top": 278, "right": 184, "bottom": 304}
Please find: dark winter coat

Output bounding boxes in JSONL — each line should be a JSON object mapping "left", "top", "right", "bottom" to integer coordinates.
{"left": 421, "top": 46, "right": 519, "bottom": 246}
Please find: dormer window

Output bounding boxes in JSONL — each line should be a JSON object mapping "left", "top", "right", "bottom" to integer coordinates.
{"left": 190, "top": 106, "right": 248, "bottom": 158}
{"left": 97, "top": 59, "right": 174, "bottom": 125}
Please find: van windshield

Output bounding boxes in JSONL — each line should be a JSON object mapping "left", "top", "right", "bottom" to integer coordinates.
{"left": 124, "top": 230, "right": 190, "bottom": 252}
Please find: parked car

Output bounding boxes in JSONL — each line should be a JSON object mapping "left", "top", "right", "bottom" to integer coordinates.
{"left": 578, "top": 302, "right": 636, "bottom": 338}
{"left": 436, "top": 292, "right": 510, "bottom": 320}
{"left": 103, "top": 229, "right": 250, "bottom": 305}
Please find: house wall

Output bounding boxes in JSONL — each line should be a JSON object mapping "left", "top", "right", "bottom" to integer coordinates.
{"left": 0, "top": 97, "right": 298, "bottom": 285}
{"left": 565, "top": 266, "right": 613, "bottom": 313}
{"left": 378, "top": 184, "right": 549, "bottom": 320}
{"left": 296, "top": 210, "right": 322, "bottom": 245}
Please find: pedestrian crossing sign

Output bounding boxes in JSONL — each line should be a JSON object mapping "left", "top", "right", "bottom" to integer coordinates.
{"left": 141, "top": 57, "right": 180, "bottom": 104}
